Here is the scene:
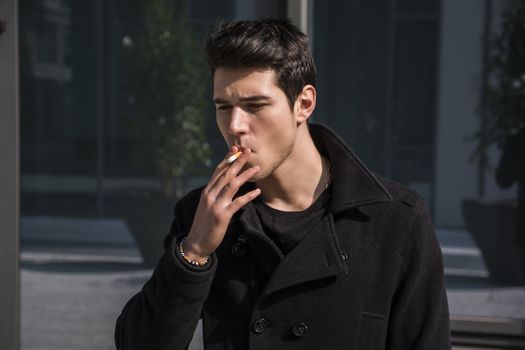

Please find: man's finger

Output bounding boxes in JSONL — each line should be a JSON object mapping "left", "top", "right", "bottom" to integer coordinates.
{"left": 220, "top": 165, "right": 260, "bottom": 200}
{"left": 227, "top": 188, "right": 262, "bottom": 214}
{"left": 203, "top": 146, "right": 239, "bottom": 195}
{"left": 208, "top": 149, "right": 251, "bottom": 198}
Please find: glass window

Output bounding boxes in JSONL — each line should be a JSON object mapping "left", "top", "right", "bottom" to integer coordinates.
{"left": 313, "top": 0, "right": 390, "bottom": 174}
{"left": 396, "top": 0, "right": 438, "bottom": 15}
{"left": 19, "top": 0, "right": 285, "bottom": 348}
{"left": 35, "top": 19, "right": 58, "bottom": 63}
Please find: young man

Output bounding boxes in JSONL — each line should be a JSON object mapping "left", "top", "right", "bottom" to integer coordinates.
{"left": 116, "top": 19, "right": 451, "bottom": 349}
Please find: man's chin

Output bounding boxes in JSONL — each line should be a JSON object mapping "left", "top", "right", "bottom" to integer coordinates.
{"left": 246, "top": 171, "right": 266, "bottom": 183}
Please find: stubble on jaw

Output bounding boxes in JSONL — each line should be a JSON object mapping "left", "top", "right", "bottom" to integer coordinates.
{"left": 249, "top": 140, "right": 296, "bottom": 185}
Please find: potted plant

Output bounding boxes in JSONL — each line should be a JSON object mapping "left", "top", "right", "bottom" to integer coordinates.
{"left": 120, "top": 0, "right": 211, "bottom": 267}
{"left": 463, "top": 0, "right": 525, "bottom": 285}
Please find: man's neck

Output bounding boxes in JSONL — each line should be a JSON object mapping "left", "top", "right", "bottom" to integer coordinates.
{"left": 255, "top": 129, "right": 330, "bottom": 212}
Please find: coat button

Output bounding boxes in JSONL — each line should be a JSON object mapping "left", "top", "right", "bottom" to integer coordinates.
{"left": 292, "top": 322, "right": 308, "bottom": 337}
{"left": 341, "top": 252, "right": 349, "bottom": 261}
{"left": 232, "top": 242, "right": 246, "bottom": 257}
{"left": 252, "top": 317, "right": 267, "bottom": 334}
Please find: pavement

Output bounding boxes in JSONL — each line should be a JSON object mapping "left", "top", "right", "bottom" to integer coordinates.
{"left": 20, "top": 217, "right": 204, "bottom": 350}
{"left": 20, "top": 216, "right": 525, "bottom": 349}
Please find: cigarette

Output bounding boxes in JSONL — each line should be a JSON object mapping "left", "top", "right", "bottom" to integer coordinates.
{"left": 226, "top": 151, "right": 242, "bottom": 165}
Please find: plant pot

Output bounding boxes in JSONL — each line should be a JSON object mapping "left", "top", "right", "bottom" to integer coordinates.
{"left": 462, "top": 198, "right": 524, "bottom": 286}
{"left": 117, "top": 191, "right": 177, "bottom": 268}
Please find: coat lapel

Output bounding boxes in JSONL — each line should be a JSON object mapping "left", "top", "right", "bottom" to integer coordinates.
{"left": 309, "top": 123, "right": 392, "bottom": 214}
{"left": 258, "top": 213, "right": 348, "bottom": 298}
{"left": 238, "top": 203, "right": 284, "bottom": 277}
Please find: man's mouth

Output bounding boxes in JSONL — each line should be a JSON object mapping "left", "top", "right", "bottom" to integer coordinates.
{"left": 235, "top": 145, "right": 252, "bottom": 153}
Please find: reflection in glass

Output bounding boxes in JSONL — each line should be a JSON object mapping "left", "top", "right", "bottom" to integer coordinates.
{"left": 19, "top": 0, "right": 285, "bottom": 349}
{"left": 463, "top": 0, "right": 525, "bottom": 287}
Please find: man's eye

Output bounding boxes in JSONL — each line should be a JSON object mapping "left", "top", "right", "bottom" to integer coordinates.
{"left": 217, "top": 105, "right": 232, "bottom": 111}
{"left": 245, "top": 104, "right": 266, "bottom": 111}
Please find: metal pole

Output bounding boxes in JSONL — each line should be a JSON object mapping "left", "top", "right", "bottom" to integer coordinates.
{"left": 287, "top": 0, "right": 309, "bottom": 35}
{"left": 0, "top": 0, "right": 20, "bottom": 348}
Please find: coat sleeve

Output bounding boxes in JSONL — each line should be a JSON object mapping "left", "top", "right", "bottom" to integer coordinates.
{"left": 387, "top": 199, "right": 451, "bottom": 349}
{"left": 115, "top": 195, "right": 217, "bottom": 350}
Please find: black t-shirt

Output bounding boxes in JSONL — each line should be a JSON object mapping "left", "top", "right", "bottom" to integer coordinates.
{"left": 253, "top": 183, "right": 332, "bottom": 256}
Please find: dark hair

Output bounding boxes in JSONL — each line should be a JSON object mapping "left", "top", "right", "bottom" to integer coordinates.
{"left": 205, "top": 18, "right": 317, "bottom": 110}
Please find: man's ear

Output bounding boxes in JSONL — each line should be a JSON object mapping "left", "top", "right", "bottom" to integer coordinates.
{"left": 295, "top": 84, "right": 316, "bottom": 125}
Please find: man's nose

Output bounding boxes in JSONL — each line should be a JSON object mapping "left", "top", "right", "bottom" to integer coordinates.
{"left": 228, "top": 106, "right": 249, "bottom": 135}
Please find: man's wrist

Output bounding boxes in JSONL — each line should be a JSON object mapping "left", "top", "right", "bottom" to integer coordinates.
{"left": 179, "top": 238, "right": 210, "bottom": 267}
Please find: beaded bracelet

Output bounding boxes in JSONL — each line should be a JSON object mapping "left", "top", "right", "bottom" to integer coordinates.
{"left": 178, "top": 238, "right": 210, "bottom": 267}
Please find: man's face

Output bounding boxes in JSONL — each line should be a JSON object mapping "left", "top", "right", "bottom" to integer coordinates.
{"left": 213, "top": 67, "right": 299, "bottom": 181}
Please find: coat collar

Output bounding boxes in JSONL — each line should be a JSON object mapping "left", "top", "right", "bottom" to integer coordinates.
{"left": 233, "top": 123, "right": 392, "bottom": 297}
{"left": 235, "top": 122, "right": 392, "bottom": 214}
{"left": 308, "top": 123, "right": 393, "bottom": 214}
{"left": 237, "top": 208, "right": 347, "bottom": 299}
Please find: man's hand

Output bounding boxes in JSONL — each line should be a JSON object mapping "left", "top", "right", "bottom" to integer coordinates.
{"left": 182, "top": 146, "right": 261, "bottom": 263}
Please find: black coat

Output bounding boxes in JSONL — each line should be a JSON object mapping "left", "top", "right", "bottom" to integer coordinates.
{"left": 115, "top": 124, "right": 451, "bottom": 349}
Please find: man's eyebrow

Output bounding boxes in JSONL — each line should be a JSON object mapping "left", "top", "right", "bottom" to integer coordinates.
{"left": 213, "top": 95, "right": 271, "bottom": 104}
{"left": 213, "top": 98, "right": 230, "bottom": 105}
{"left": 239, "top": 95, "right": 271, "bottom": 102}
